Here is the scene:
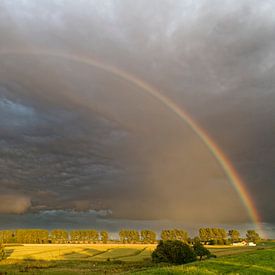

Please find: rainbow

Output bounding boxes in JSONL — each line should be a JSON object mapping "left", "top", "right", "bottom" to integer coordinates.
{"left": 0, "top": 49, "right": 264, "bottom": 236}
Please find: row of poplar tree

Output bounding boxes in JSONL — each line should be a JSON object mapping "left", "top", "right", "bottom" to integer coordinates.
{"left": 0, "top": 229, "right": 108, "bottom": 244}
{"left": 0, "top": 229, "right": 186, "bottom": 244}
{"left": 199, "top": 228, "right": 260, "bottom": 244}
{"left": 0, "top": 228, "right": 260, "bottom": 244}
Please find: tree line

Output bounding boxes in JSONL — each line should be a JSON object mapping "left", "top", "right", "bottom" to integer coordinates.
{"left": 0, "top": 229, "right": 107, "bottom": 244}
{"left": 199, "top": 228, "right": 260, "bottom": 244}
{"left": 0, "top": 228, "right": 260, "bottom": 244}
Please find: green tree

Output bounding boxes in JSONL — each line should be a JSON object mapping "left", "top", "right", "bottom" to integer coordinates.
{"left": 161, "top": 230, "right": 172, "bottom": 241}
{"left": 246, "top": 230, "right": 260, "bottom": 243}
{"left": 152, "top": 240, "right": 196, "bottom": 264}
{"left": 141, "top": 230, "right": 156, "bottom": 244}
{"left": 119, "top": 230, "right": 139, "bottom": 244}
{"left": 0, "top": 230, "right": 15, "bottom": 243}
{"left": 51, "top": 229, "right": 68, "bottom": 244}
{"left": 193, "top": 236, "right": 201, "bottom": 244}
{"left": 70, "top": 230, "right": 99, "bottom": 243}
{"left": 119, "top": 230, "right": 127, "bottom": 243}
{"left": 128, "top": 230, "right": 140, "bottom": 243}
{"left": 16, "top": 229, "right": 48, "bottom": 244}
{"left": 161, "top": 229, "right": 188, "bottom": 242}
{"left": 193, "top": 241, "right": 211, "bottom": 261}
{"left": 199, "top": 228, "right": 227, "bottom": 244}
{"left": 228, "top": 229, "right": 240, "bottom": 243}
{"left": 206, "top": 228, "right": 213, "bottom": 240}
{"left": 212, "top": 228, "right": 220, "bottom": 239}
{"left": 174, "top": 229, "right": 188, "bottom": 242}
{"left": 199, "top": 228, "right": 207, "bottom": 244}
{"left": 87, "top": 230, "right": 99, "bottom": 243}
{"left": 100, "top": 231, "right": 108, "bottom": 244}
{"left": 219, "top": 228, "right": 227, "bottom": 240}
{"left": 70, "top": 230, "right": 80, "bottom": 243}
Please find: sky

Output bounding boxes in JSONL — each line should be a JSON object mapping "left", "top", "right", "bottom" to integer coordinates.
{"left": 0, "top": 0, "right": 274, "bottom": 237}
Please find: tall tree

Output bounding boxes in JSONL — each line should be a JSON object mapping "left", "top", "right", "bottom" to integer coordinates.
{"left": 51, "top": 229, "right": 68, "bottom": 244}
{"left": 199, "top": 228, "right": 208, "bottom": 244}
{"left": 141, "top": 230, "right": 156, "bottom": 244}
{"left": 16, "top": 229, "right": 48, "bottom": 244}
{"left": 100, "top": 231, "right": 108, "bottom": 244}
{"left": 88, "top": 230, "right": 99, "bottom": 243}
{"left": 0, "top": 230, "right": 15, "bottom": 243}
{"left": 161, "top": 229, "right": 188, "bottom": 242}
{"left": 228, "top": 229, "right": 240, "bottom": 243}
{"left": 161, "top": 230, "right": 172, "bottom": 241}
{"left": 174, "top": 229, "right": 188, "bottom": 242}
{"left": 119, "top": 230, "right": 139, "bottom": 243}
{"left": 119, "top": 230, "right": 127, "bottom": 243}
{"left": 246, "top": 230, "right": 260, "bottom": 243}
{"left": 119, "top": 230, "right": 126, "bottom": 243}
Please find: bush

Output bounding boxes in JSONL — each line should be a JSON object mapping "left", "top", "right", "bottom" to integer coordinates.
{"left": 152, "top": 240, "right": 196, "bottom": 264}
{"left": 193, "top": 241, "right": 211, "bottom": 261}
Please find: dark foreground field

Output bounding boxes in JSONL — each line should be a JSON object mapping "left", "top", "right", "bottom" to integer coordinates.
{"left": 0, "top": 242, "right": 274, "bottom": 274}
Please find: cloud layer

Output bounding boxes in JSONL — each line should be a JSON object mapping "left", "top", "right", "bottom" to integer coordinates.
{"left": 0, "top": 0, "right": 274, "bottom": 232}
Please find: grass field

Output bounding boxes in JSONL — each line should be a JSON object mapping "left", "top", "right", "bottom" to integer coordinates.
{"left": 0, "top": 242, "right": 274, "bottom": 274}
{"left": 136, "top": 247, "right": 275, "bottom": 274}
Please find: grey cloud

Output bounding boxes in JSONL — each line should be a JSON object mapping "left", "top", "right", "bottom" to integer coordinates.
{"left": 0, "top": 194, "right": 31, "bottom": 214}
{"left": 0, "top": 0, "right": 274, "bottom": 230}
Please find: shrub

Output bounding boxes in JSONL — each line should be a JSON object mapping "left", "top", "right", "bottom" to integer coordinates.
{"left": 193, "top": 241, "right": 211, "bottom": 261}
{"left": 152, "top": 240, "right": 196, "bottom": 264}
{"left": 246, "top": 230, "right": 260, "bottom": 243}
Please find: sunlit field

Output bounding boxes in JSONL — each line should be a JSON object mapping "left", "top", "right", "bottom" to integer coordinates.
{"left": 0, "top": 242, "right": 274, "bottom": 274}
{"left": 3, "top": 244, "right": 155, "bottom": 261}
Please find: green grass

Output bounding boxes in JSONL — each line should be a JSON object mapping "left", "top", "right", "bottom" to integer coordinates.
{"left": 0, "top": 243, "right": 274, "bottom": 274}
{"left": 0, "top": 259, "right": 156, "bottom": 274}
{"left": 135, "top": 247, "right": 275, "bottom": 274}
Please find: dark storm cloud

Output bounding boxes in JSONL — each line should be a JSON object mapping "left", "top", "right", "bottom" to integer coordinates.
{"left": 0, "top": 0, "right": 274, "bottom": 235}
{"left": 0, "top": 82, "right": 131, "bottom": 212}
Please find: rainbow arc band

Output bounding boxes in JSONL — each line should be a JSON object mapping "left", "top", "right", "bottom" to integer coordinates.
{"left": 0, "top": 49, "right": 264, "bottom": 237}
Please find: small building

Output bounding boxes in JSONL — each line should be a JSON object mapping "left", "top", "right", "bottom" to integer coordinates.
{"left": 248, "top": 242, "right": 256, "bottom": 246}
{"left": 232, "top": 241, "right": 247, "bottom": 246}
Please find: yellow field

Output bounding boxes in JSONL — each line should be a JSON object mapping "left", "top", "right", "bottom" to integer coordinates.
{"left": 1, "top": 243, "right": 273, "bottom": 274}
{"left": 3, "top": 243, "right": 262, "bottom": 262}
{"left": 4, "top": 244, "right": 156, "bottom": 262}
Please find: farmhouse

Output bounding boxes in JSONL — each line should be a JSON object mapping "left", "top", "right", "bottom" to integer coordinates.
{"left": 232, "top": 241, "right": 256, "bottom": 246}
{"left": 232, "top": 241, "right": 247, "bottom": 246}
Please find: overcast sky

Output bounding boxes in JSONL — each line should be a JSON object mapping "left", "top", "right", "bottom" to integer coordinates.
{"left": 0, "top": 0, "right": 274, "bottom": 237}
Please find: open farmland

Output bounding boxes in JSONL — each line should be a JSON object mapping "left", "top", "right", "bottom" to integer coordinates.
{"left": 0, "top": 242, "right": 274, "bottom": 274}
{"left": 3, "top": 244, "right": 155, "bottom": 261}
